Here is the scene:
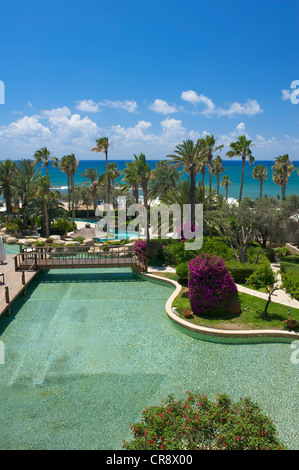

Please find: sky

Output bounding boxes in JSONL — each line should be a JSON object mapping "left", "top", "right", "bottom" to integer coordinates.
{"left": 0, "top": 0, "right": 298, "bottom": 161}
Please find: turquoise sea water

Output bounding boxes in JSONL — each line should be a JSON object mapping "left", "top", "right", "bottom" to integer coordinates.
{"left": 45, "top": 160, "right": 299, "bottom": 200}
{"left": 0, "top": 267, "right": 298, "bottom": 450}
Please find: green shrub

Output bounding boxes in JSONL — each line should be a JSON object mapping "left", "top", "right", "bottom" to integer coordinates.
{"left": 282, "top": 272, "right": 299, "bottom": 300}
{"left": 123, "top": 392, "right": 287, "bottom": 450}
{"left": 72, "top": 236, "right": 85, "bottom": 244}
{"left": 5, "top": 222, "right": 19, "bottom": 234}
{"left": 13, "top": 217, "right": 24, "bottom": 231}
{"left": 176, "top": 261, "right": 189, "bottom": 280}
{"left": 261, "top": 247, "right": 276, "bottom": 263}
{"left": 225, "top": 260, "right": 257, "bottom": 283}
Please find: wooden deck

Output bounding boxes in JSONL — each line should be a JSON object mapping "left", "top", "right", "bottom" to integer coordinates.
{"left": 0, "top": 255, "right": 38, "bottom": 317}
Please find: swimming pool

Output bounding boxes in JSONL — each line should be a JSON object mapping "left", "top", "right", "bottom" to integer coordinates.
{"left": 0, "top": 268, "right": 298, "bottom": 450}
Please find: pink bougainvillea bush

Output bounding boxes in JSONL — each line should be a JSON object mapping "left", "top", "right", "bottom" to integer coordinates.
{"left": 134, "top": 240, "right": 147, "bottom": 260}
{"left": 188, "top": 254, "right": 238, "bottom": 316}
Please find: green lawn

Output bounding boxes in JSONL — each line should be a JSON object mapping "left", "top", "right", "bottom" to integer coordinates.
{"left": 154, "top": 272, "right": 299, "bottom": 331}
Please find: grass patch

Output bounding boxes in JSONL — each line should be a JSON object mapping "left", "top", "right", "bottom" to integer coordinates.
{"left": 151, "top": 271, "right": 299, "bottom": 330}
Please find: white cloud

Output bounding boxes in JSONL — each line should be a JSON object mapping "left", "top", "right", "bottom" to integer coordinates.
{"left": 181, "top": 90, "right": 215, "bottom": 115}
{"left": 181, "top": 90, "right": 263, "bottom": 117}
{"left": 0, "top": 115, "right": 51, "bottom": 139}
{"left": 111, "top": 120, "right": 153, "bottom": 142}
{"left": 76, "top": 99, "right": 99, "bottom": 113}
{"left": 99, "top": 99, "right": 138, "bottom": 113}
{"left": 148, "top": 99, "right": 178, "bottom": 115}
{"left": 236, "top": 122, "right": 246, "bottom": 134}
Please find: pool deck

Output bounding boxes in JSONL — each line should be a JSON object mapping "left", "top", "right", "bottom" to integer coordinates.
{"left": 0, "top": 255, "right": 38, "bottom": 317}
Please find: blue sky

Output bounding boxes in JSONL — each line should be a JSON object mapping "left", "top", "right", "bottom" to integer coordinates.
{"left": 0, "top": 0, "right": 298, "bottom": 160}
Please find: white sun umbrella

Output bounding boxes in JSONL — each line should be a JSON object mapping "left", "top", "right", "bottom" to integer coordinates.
{"left": 0, "top": 237, "right": 6, "bottom": 263}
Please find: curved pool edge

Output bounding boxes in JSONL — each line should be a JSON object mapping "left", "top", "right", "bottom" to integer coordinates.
{"left": 142, "top": 272, "right": 299, "bottom": 345}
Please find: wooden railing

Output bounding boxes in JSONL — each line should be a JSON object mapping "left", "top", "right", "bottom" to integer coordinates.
{"left": 16, "top": 245, "right": 148, "bottom": 273}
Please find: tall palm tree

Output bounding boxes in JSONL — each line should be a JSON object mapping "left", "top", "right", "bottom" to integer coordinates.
{"left": 272, "top": 155, "right": 295, "bottom": 200}
{"left": 202, "top": 135, "right": 223, "bottom": 195}
{"left": 15, "top": 159, "right": 41, "bottom": 227}
{"left": 211, "top": 155, "right": 226, "bottom": 196}
{"left": 134, "top": 153, "right": 151, "bottom": 241}
{"left": 31, "top": 176, "right": 52, "bottom": 237}
{"left": 148, "top": 160, "right": 180, "bottom": 202}
{"left": 252, "top": 164, "right": 268, "bottom": 198}
{"left": 98, "top": 163, "right": 122, "bottom": 206}
{"left": 221, "top": 175, "right": 232, "bottom": 201}
{"left": 80, "top": 167, "right": 99, "bottom": 212}
{"left": 33, "top": 147, "right": 58, "bottom": 177}
{"left": 59, "top": 154, "right": 79, "bottom": 224}
{"left": 59, "top": 155, "right": 73, "bottom": 211}
{"left": 122, "top": 161, "right": 140, "bottom": 203}
{"left": 163, "top": 180, "right": 225, "bottom": 236}
{"left": 91, "top": 137, "right": 110, "bottom": 204}
{"left": 26, "top": 184, "right": 67, "bottom": 237}
{"left": 0, "top": 160, "right": 18, "bottom": 218}
{"left": 167, "top": 140, "right": 203, "bottom": 225}
{"left": 226, "top": 135, "right": 254, "bottom": 203}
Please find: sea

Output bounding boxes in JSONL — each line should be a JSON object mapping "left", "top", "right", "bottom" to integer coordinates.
{"left": 46, "top": 159, "right": 298, "bottom": 200}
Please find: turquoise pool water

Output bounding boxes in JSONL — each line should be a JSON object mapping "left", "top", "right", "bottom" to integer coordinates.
{"left": 0, "top": 267, "right": 298, "bottom": 450}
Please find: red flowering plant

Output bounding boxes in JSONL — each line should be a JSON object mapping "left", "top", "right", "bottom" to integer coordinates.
{"left": 122, "top": 391, "right": 287, "bottom": 450}
{"left": 283, "top": 317, "right": 299, "bottom": 331}
{"left": 188, "top": 254, "right": 238, "bottom": 316}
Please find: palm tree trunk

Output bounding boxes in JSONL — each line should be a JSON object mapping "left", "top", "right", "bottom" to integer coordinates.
{"left": 226, "top": 185, "right": 228, "bottom": 200}
{"left": 44, "top": 200, "right": 50, "bottom": 238}
{"left": 239, "top": 156, "right": 245, "bottom": 203}
{"left": 45, "top": 161, "right": 49, "bottom": 178}
{"left": 105, "top": 150, "right": 109, "bottom": 205}
{"left": 190, "top": 166, "right": 196, "bottom": 226}
{"left": 216, "top": 175, "right": 220, "bottom": 196}
{"left": 259, "top": 179, "right": 263, "bottom": 198}
{"left": 202, "top": 167, "right": 205, "bottom": 191}
{"left": 71, "top": 173, "right": 75, "bottom": 227}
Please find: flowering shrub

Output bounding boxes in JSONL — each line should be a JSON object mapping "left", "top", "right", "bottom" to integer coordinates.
{"left": 134, "top": 240, "right": 147, "bottom": 260}
{"left": 123, "top": 392, "right": 287, "bottom": 450}
{"left": 188, "top": 254, "right": 238, "bottom": 316}
{"left": 182, "top": 308, "right": 193, "bottom": 318}
{"left": 283, "top": 317, "right": 299, "bottom": 331}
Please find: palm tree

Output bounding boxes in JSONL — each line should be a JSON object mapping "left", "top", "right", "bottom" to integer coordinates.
{"left": 26, "top": 185, "right": 67, "bottom": 237}
{"left": 272, "top": 155, "right": 295, "bottom": 200}
{"left": 98, "top": 163, "right": 122, "bottom": 206}
{"left": 80, "top": 167, "right": 99, "bottom": 213}
{"left": 221, "top": 175, "right": 232, "bottom": 201}
{"left": 59, "top": 154, "right": 79, "bottom": 224}
{"left": 226, "top": 135, "right": 254, "bottom": 203}
{"left": 0, "top": 160, "right": 18, "bottom": 218}
{"left": 202, "top": 135, "right": 223, "bottom": 195}
{"left": 33, "top": 147, "right": 58, "bottom": 177}
{"left": 122, "top": 161, "right": 140, "bottom": 203}
{"left": 134, "top": 153, "right": 151, "bottom": 241}
{"left": 15, "top": 159, "right": 41, "bottom": 227}
{"left": 148, "top": 160, "right": 180, "bottom": 202}
{"left": 211, "top": 155, "right": 226, "bottom": 196}
{"left": 91, "top": 137, "right": 110, "bottom": 204}
{"left": 167, "top": 140, "right": 203, "bottom": 226}
{"left": 252, "top": 164, "right": 268, "bottom": 198}
{"left": 163, "top": 180, "right": 225, "bottom": 236}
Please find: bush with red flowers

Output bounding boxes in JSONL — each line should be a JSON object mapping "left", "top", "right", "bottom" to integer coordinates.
{"left": 188, "top": 254, "right": 238, "bottom": 316}
{"left": 123, "top": 392, "right": 287, "bottom": 450}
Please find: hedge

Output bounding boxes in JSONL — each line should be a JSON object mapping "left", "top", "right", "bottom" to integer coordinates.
{"left": 282, "top": 272, "right": 299, "bottom": 301}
